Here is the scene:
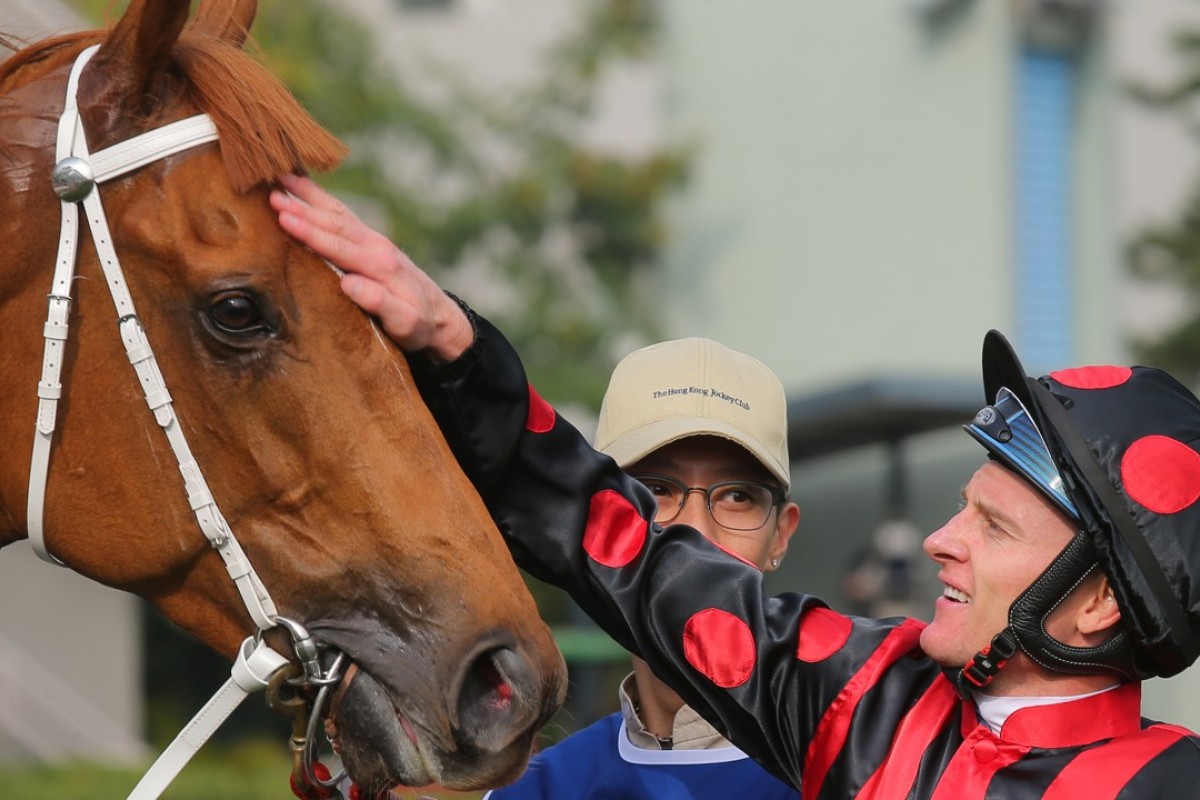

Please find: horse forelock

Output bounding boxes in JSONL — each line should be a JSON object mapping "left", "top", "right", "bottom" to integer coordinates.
{"left": 173, "top": 32, "right": 347, "bottom": 192}
{"left": 0, "top": 23, "right": 346, "bottom": 194}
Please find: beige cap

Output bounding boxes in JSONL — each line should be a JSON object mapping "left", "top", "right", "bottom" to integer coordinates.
{"left": 594, "top": 338, "right": 791, "bottom": 489}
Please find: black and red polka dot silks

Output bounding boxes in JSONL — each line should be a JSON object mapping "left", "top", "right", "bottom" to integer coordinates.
{"left": 411, "top": 315, "right": 1200, "bottom": 797}
{"left": 1119, "top": 434, "right": 1200, "bottom": 514}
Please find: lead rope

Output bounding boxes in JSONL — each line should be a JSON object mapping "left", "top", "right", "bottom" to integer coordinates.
{"left": 29, "top": 45, "right": 347, "bottom": 800}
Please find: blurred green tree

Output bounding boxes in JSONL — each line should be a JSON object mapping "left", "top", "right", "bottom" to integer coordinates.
{"left": 78, "top": 0, "right": 689, "bottom": 406}
{"left": 1127, "top": 28, "right": 1200, "bottom": 382}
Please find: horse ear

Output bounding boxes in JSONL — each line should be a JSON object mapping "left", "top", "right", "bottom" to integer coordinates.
{"left": 191, "top": 0, "right": 259, "bottom": 49}
{"left": 80, "top": 0, "right": 191, "bottom": 137}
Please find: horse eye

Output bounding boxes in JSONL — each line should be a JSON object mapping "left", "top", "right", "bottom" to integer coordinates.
{"left": 209, "top": 294, "right": 269, "bottom": 335}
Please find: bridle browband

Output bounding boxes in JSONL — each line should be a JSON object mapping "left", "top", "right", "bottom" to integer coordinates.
{"left": 28, "top": 45, "right": 345, "bottom": 799}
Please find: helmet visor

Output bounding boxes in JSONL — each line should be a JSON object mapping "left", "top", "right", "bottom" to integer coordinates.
{"left": 964, "top": 387, "right": 1079, "bottom": 519}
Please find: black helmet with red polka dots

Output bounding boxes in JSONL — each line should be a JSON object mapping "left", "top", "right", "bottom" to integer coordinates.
{"left": 960, "top": 330, "right": 1200, "bottom": 686}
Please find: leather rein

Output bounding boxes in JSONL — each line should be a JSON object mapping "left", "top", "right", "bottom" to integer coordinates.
{"left": 27, "top": 45, "right": 346, "bottom": 799}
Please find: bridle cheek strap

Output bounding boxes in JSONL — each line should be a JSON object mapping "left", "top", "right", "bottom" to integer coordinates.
{"left": 27, "top": 44, "right": 278, "bottom": 630}
{"left": 23, "top": 45, "right": 337, "bottom": 800}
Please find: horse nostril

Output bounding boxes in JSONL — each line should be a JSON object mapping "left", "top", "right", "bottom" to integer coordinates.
{"left": 460, "top": 648, "right": 515, "bottom": 715}
{"left": 455, "top": 646, "right": 538, "bottom": 751}
{"left": 459, "top": 650, "right": 514, "bottom": 715}
{"left": 480, "top": 658, "right": 514, "bottom": 712}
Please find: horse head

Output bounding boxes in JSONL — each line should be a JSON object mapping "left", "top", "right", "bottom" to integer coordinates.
{"left": 0, "top": 0, "right": 566, "bottom": 793}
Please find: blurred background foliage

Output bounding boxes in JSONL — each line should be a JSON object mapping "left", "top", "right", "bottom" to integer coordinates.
{"left": 79, "top": 0, "right": 690, "bottom": 406}
{"left": 1127, "top": 26, "right": 1200, "bottom": 382}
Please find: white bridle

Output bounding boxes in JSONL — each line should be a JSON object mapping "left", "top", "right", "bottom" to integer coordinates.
{"left": 27, "top": 45, "right": 341, "bottom": 799}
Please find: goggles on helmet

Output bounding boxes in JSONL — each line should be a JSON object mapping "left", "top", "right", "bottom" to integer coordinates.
{"left": 964, "top": 387, "right": 1079, "bottom": 519}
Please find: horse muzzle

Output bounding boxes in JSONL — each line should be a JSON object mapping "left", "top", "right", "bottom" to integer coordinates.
{"left": 327, "top": 638, "right": 563, "bottom": 794}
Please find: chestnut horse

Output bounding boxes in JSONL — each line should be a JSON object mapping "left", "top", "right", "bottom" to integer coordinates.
{"left": 0, "top": 0, "right": 565, "bottom": 795}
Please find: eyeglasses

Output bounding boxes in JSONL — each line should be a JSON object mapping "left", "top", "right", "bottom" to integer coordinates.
{"left": 631, "top": 474, "right": 786, "bottom": 531}
{"left": 963, "top": 386, "right": 1079, "bottom": 518}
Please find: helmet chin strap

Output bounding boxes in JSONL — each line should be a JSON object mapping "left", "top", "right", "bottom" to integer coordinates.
{"left": 959, "top": 629, "right": 1020, "bottom": 692}
{"left": 956, "top": 530, "right": 1136, "bottom": 694}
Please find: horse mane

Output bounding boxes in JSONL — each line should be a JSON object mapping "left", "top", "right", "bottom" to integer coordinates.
{"left": 0, "top": 23, "right": 346, "bottom": 193}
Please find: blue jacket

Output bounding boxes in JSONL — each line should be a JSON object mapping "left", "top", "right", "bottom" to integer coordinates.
{"left": 484, "top": 712, "right": 798, "bottom": 799}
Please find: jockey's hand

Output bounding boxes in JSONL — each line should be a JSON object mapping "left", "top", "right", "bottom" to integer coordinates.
{"left": 271, "top": 174, "right": 473, "bottom": 363}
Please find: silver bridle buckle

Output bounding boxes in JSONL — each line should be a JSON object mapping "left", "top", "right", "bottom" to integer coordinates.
{"left": 51, "top": 156, "right": 96, "bottom": 202}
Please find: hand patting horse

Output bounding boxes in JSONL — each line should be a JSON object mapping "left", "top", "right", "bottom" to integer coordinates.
{"left": 0, "top": 1, "right": 565, "bottom": 796}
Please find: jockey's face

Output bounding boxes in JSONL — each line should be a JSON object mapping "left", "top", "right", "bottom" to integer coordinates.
{"left": 920, "top": 461, "right": 1078, "bottom": 682}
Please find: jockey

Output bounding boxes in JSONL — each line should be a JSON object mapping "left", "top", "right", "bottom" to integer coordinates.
{"left": 275, "top": 174, "right": 1200, "bottom": 798}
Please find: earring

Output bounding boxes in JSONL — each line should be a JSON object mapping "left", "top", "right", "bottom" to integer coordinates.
{"left": 770, "top": 558, "right": 780, "bottom": 568}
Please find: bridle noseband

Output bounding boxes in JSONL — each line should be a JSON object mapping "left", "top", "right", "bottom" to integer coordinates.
{"left": 27, "top": 45, "right": 346, "bottom": 799}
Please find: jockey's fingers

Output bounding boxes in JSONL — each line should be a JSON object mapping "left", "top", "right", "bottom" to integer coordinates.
{"left": 272, "top": 180, "right": 376, "bottom": 251}
{"left": 277, "top": 173, "right": 341, "bottom": 213}
{"left": 297, "top": 194, "right": 371, "bottom": 247}
{"left": 287, "top": 180, "right": 376, "bottom": 249}
{"left": 342, "top": 274, "right": 425, "bottom": 337}
{"left": 340, "top": 274, "right": 388, "bottom": 317}
{"left": 277, "top": 206, "right": 368, "bottom": 271}
{"left": 276, "top": 197, "right": 417, "bottom": 291}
